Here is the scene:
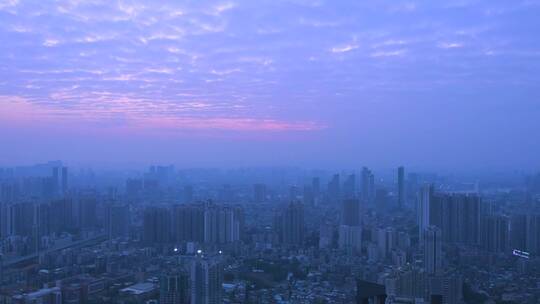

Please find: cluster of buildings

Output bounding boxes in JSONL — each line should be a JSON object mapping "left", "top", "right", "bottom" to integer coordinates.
{"left": 0, "top": 163, "right": 539, "bottom": 303}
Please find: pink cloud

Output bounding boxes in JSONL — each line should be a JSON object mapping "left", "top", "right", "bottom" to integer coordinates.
{"left": 0, "top": 95, "right": 325, "bottom": 133}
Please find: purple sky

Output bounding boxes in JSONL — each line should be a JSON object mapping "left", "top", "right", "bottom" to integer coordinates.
{"left": 1, "top": 0, "right": 539, "bottom": 170}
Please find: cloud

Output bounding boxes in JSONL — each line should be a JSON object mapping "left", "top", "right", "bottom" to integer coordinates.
{"left": 211, "top": 2, "right": 236, "bottom": 15}
{"left": 370, "top": 49, "right": 406, "bottom": 57}
{"left": 43, "top": 38, "right": 60, "bottom": 47}
{"left": 0, "top": 95, "right": 324, "bottom": 132}
{"left": 438, "top": 42, "right": 464, "bottom": 49}
{"left": 372, "top": 39, "right": 408, "bottom": 48}
{"left": 1, "top": 0, "right": 539, "bottom": 142}
{"left": 210, "top": 68, "right": 241, "bottom": 76}
{"left": 331, "top": 44, "right": 358, "bottom": 53}
{"left": 387, "top": 2, "right": 417, "bottom": 12}
{"left": 0, "top": 0, "right": 18, "bottom": 11}
{"left": 299, "top": 17, "right": 342, "bottom": 28}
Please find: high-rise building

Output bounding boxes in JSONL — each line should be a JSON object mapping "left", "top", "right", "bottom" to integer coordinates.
{"left": 52, "top": 167, "right": 60, "bottom": 195}
{"left": 51, "top": 166, "right": 68, "bottom": 195}
{"left": 77, "top": 197, "right": 97, "bottom": 229}
{"left": 0, "top": 201, "right": 9, "bottom": 238}
{"left": 375, "top": 189, "right": 388, "bottom": 211}
{"left": 172, "top": 204, "right": 205, "bottom": 243}
{"left": 219, "top": 184, "right": 233, "bottom": 202}
{"left": 0, "top": 182, "right": 18, "bottom": 204}
{"left": 343, "top": 174, "right": 356, "bottom": 199}
{"left": 327, "top": 174, "right": 340, "bottom": 203}
{"left": 423, "top": 226, "right": 442, "bottom": 275}
{"left": 143, "top": 207, "right": 171, "bottom": 244}
{"left": 61, "top": 166, "right": 68, "bottom": 194}
{"left": 378, "top": 227, "right": 396, "bottom": 260}
{"left": 339, "top": 198, "right": 362, "bottom": 252}
{"left": 339, "top": 225, "right": 362, "bottom": 251}
{"left": 342, "top": 198, "right": 361, "bottom": 226}
{"left": 289, "top": 185, "right": 300, "bottom": 201}
{"left": 49, "top": 198, "right": 74, "bottom": 234}
{"left": 160, "top": 271, "right": 190, "bottom": 304}
{"left": 526, "top": 214, "right": 540, "bottom": 255}
{"left": 303, "top": 185, "right": 314, "bottom": 206}
{"left": 361, "top": 167, "right": 375, "bottom": 204}
{"left": 107, "top": 204, "right": 130, "bottom": 239}
{"left": 312, "top": 177, "right": 320, "bottom": 198}
{"left": 126, "top": 178, "right": 143, "bottom": 200}
{"left": 417, "top": 184, "right": 434, "bottom": 241}
{"left": 480, "top": 215, "right": 509, "bottom": 253}
{"left": 508, "top": 213, "right": 540, "bottom": 255}
{"left": 8, "top": 202, "right": 36, "bottom": 237}
{"left": 428, "top": 273, "right": 463, "bottom": 304}
{"left": 191, "top": 257, "right": 223, "bottom": 304}
{"left": 277, "top": 202, "right": 305, "bottom": 245}
{"left": 407, "top": 173, "right": 419, "bottom": 203}
{"left": 170, "top": 203, "right": 243, "bottom": 245}
{"left": 510, "top": 214, "right": 527, "bottom": 251}
{"left": 203, "top": 205, "right": 243, "bottom": 244}
{"left": 419, "top": 190, "right": 481, "bottom": 245}
{"left": 319, "top": 222, "right": 333, "bottom": 249}
{"left": 184, "top": 185, "right": 194, "bottom": 204}
{"left": 356, "top": 280, "right": 387, "bottom": 304}
{"left": 388, "top": 266, "right": 427, "bottom": 300}
{"left": 253, "top": 184, "right": 266, "bottom": 203}
{"left": 397, "top": 166, "right": 405, "bottom": 208}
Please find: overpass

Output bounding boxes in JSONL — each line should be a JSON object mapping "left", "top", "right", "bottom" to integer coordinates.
{"left": 1, "top": 234, "right": 108, "bottom": 269}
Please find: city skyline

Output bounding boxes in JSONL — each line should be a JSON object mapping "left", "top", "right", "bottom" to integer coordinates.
{"left": 1, "top": 1, "right": 540, "bottom": 303}
{"left": 1, "top": 0, "right": 540, "bottom": 170}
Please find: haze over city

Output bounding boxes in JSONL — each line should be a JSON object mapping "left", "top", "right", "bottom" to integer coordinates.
{"left": 1, "top": 1, "right": 540, "bottom": 304}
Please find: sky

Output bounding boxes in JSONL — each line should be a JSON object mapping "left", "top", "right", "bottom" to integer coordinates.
{"left": 0, "top": 0, "right": 539, "bottom": 171}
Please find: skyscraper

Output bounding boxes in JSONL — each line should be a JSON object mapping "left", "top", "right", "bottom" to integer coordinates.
{"left": 327, "top": 174, "right": 340, "bottom": 204}
{"left": 219, "top": 184, "right": 233, "bottom": 202}
{"left": 510, "top": 214, "right": 527, "bottom": 251}
{"left": 312, "top": 177, "right": 320, "bottom": 198}
{"left": 339, "top": 198, "right": 362, "bottom": 251}
{"left": 184, "top": 185, "right": 194, "bottom": 204}
{"left": 343, "top": 174, "right": 356, "bottom": 199}
{"left": 303, "top": 185, "right": 314, "bottom": 206}
{"left": 278, "top": 202, "right": 305, "bottom": 245}
{"left": 480, "top": 215, "right": 509, "bottom": 253}
{"left": 253, "top": 183, "right": 266, "bottom": 203}
{"left": 77, "top": 196, "right": 97, "bottom": 229}
{"left": 424, "top": 226, "right": 442, "bottom": 275}
{"left": 172, "top": 204, "right": 205, "bottom": 243}
{"left": 107, "top": 204, "right": 130, "bottom": 239}
{"left": 342, "top": 198, "right": 361, "bottom": 226}
{"left": 61, "top": 166, "right": 68, "bottom": 194}
{"left": 203, "top": 205, "right": 243, "bottom": 244}
{"left": 143, "top": 207, "right": 171, "bottom": 244}
{"left": 397, "top": 166, "right": 405, "bottom": 208}
{"left": 375, "top": 189, "right": 388, "bottom": 211}
{"left": 126, "top": 178, "right": 143, "bottom": 200}
{"left": 52, "top": 167, "right": 59, "bottom": 195}
{"left": 339, "top": 225, "right": 362, "bottom": 251}
{"left": 191, "top": 257, "right": 223, "bottom": 304}
{"left": 170, "top": 203, "right": 243, "bottom": 245}
{"left": 361, "top": 167, "right": 375, "bottom": 204}
{"left": 49, "top": 198, "right": 74, "bottom": 233}
{"left": 417, "top": 184, "right": 434, "bottom": 241}
{"left": 160, "top": 270, "right": 190, "bottom": 304}
{"left": 526, "top": 214, "right": 540, "bottom": 255}
{"left": 377, "top": 227, "right": 396, "bottom": 260}
{"left": 419, "top": 190, "right": 481, "bottom": 245}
